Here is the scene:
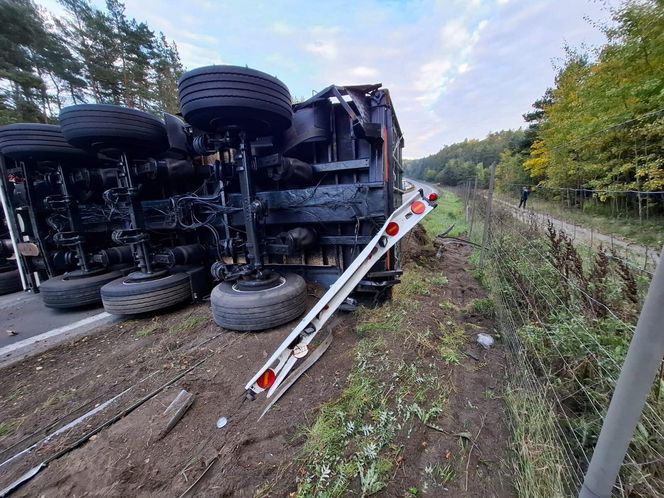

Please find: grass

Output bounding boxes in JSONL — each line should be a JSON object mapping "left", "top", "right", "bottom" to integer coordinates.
{"left": 40, "top": 388, "right": 75, "bottom": 411}
{"left": 294, "top": 263, "right": 462, "bottom": 497}
{"left": 421, "top": 189, "right": 467, "bottom": 238}
{"left": 438, "top": 301, "right": 458, "bottom": 311}
{"left": 172, "top": 313, "right": 207, "bottom": 333}
{"left": 136, "top": 322, "right": 159, "bottom": 337}
{"left": 355, "top": 305, "right": 407, "bottom": 336}
{"left": 399, "top": 269, "right": 434, "bottom": 296}
{"left": 294, "top": 338, "right": 398, "bottom": 497}
{"left": 430, "top": 275, "right": 449, "bottom": 286}
{"left": 438, "top": 323, "right": 466, "bottom": 365}
{"left": 0, "top": 418, "right": 23, "bottom": 440}
{"left": 470, "top": 297, "right": 495, "bottom": 318}
{"left": 424, "top": 463, "right": 456, "bottom": 485}
{"left": 505, "top": 387, "right": 569, "bottom": 498}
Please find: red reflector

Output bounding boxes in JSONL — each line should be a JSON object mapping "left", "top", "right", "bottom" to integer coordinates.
{"left": 385, "top": 222, "right": 399, "bottom": 236}
{"left": 257, "top": 369, "right": 276, "bottom": 390}
{"left": 411, "top": 201, "right": 426, "bottom": 214}
{"left": 428, "top": 193, "right": 439, "bottom": 201}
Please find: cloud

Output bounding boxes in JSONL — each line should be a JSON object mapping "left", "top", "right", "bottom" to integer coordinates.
{"left": 41, "top": 0, "right": 612, "bottom": 157}
{"left": 271, "top": 21, "right": 294, "bottom": 35}
{"left": 304, "top": 40, "right": 338, "bottom": 59}
{"left": 414, "top": 59, "right": 453, "bottom": 105}
{"left": 350, "top": 66, "right": 378, "bottom": 78}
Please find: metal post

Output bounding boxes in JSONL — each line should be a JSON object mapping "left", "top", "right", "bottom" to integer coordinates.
{"left": 479, "top": 164, "right": 496, "bottom": 269}
{"left": 465, "top": 179, "right": 471, "bottom": 222}
{"left": 468, "top": 176, "right": 478, "bottom": 241}
{"left": 580, "top": 243, "right": 664, "bottom": 498}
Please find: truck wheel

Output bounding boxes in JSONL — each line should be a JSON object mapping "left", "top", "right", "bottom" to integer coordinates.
{"left": 101, "top": 271, "right": 193, "bottom": 315}
{"left": 178, "top": 65, "right": 293, "bottom": 135}
{"left": 59, "top": 104, "right": 169, "bottom": 155}
{"left": 0, "top": 124, "right": 90, "bottom": 162}
{"left": 210, "top": 272, "right": 306, "bottom": 331}
{"left": 40, "top": 269, "right": 127, "bottom": 309}
{"left": 0, "top": 265, "right": 22, "bottom": 295}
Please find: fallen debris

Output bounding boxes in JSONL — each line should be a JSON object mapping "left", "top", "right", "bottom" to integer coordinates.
{"left": 158, "top": 389, "right": 195, "bottom": 439}
{"left": 476, "top": 333, "right": 494, "bottom": 349}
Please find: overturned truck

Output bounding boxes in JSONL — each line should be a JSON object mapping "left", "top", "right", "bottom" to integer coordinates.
{"left": 0, "top": 65, "right": 412, "bottom": 331}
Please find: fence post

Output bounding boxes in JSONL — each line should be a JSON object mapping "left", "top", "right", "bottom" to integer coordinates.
{"left": 579, "top": 243, "right": 664, "bottom": 498}
{"left": 468, "top": 176, "right": 478, "bottom": 241}
{"left": 465, "top": 180, "right": 471, "bottom": 222}
{"left": 479, "top": 164, "right": 496, "bottom": 269}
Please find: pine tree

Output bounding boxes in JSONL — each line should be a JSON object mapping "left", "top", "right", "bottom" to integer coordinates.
{"left": 1, "top": 0, "right": 187, "bottom": 123}
{"left": 0, "top": 0, "right": 51, "bottom": 122}
{"left": 152, "top": 33, "right": 183, "bottom": 114}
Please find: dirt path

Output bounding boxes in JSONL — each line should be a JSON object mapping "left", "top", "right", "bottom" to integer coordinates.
{"left": 491, "top": 196, "right": 660, "bottom": 270}
{"left": 0, "top": 227, "right": 513, "bottom": 497}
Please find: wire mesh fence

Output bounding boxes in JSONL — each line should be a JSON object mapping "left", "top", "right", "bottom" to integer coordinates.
{"left": 457, "top": 185, "right": 664, "bottom": 497}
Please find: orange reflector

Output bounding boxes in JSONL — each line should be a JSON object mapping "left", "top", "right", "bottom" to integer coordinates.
{"left": 385, "top": 222, "right": 399, "bottom": 236}
{"left": 411, "top": 201, "right": 426, "bottom": 214}
{"left": 257, "top": 369, "right": 276, "bottom": 390}
{"left": 428, "top": 193, "right": 439, "bottom": 201}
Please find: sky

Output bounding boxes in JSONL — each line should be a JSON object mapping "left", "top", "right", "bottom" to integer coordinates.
{"left": 39, "top": 0, "right": 615, "bottom": 158}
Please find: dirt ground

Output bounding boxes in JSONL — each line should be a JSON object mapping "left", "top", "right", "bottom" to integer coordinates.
{"left": 0, "top": 227, "right": 513, "bottom": 497}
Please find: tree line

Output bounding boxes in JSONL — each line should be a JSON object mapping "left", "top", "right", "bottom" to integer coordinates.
{"left": 404, "top": 129, "right": 529, "bottom": 189}
{"left": 0, "top": 0, "right": 184, "bottom": 125}
{"left": 406, "top": 0, "right": 664, "bottom": 195}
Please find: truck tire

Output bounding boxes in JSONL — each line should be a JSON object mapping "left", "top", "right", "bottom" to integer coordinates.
{"left": 0, "top": 124, "right": 90, "bottom": 162}
{"left": 178, "top": 65, "right": 293, "bottom": 135}
{"left": 40, "top": 269, "right": 127, "bottom": 309}
{"left": 59, "top": 104, "right": 169, "bottom": 155}
{"left": 210, "top": 272, "right": 306, "bottom": 331}
{"left": 101, "top": 271, "right": 192, "bottom": 315}
{"left": 0, "top": 265, "right": 22, "bottom": 295}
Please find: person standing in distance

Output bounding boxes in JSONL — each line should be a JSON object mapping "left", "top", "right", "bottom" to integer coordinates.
{"left": 518, "top": 186, "right": 530, "bottom": 209}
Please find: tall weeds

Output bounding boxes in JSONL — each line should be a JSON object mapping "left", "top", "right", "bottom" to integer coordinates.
{"left": 487, "top": 207, "right": 661, "bottom": 497}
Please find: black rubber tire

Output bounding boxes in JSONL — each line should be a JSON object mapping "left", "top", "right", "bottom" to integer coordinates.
{"left": 0, "top": 265, "right": 22, "bottom": 295}
{"left": 210, "top": 272, "right": 307, "bottom": 331}
{"left": 101, "top": 271, "right": 192, "bottom": 315}
{"left": 178, "top": 65, "right": 293, "bottom": 135}
{"left": 40, "top": 269, "right": 128, "bottom": 309}
{"left": 0, "top": 124, "right": 91, "bottom": 162}
{"left": 59, "top": 104, "right": 169, "bottom": 155}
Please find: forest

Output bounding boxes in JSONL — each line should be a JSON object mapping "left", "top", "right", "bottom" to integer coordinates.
{"left": 0, "top": 0, "right": 183, "bottom": 124}
{"left": 406, "top": 0, "right": 664, "bottom": 194}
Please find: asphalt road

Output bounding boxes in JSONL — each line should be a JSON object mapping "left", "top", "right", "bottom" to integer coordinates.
{"left": 0, "top": 290, "right": 118, "bottom": 366}
{"left": 406, "top": 178, "right": 439, "bottom": 198}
